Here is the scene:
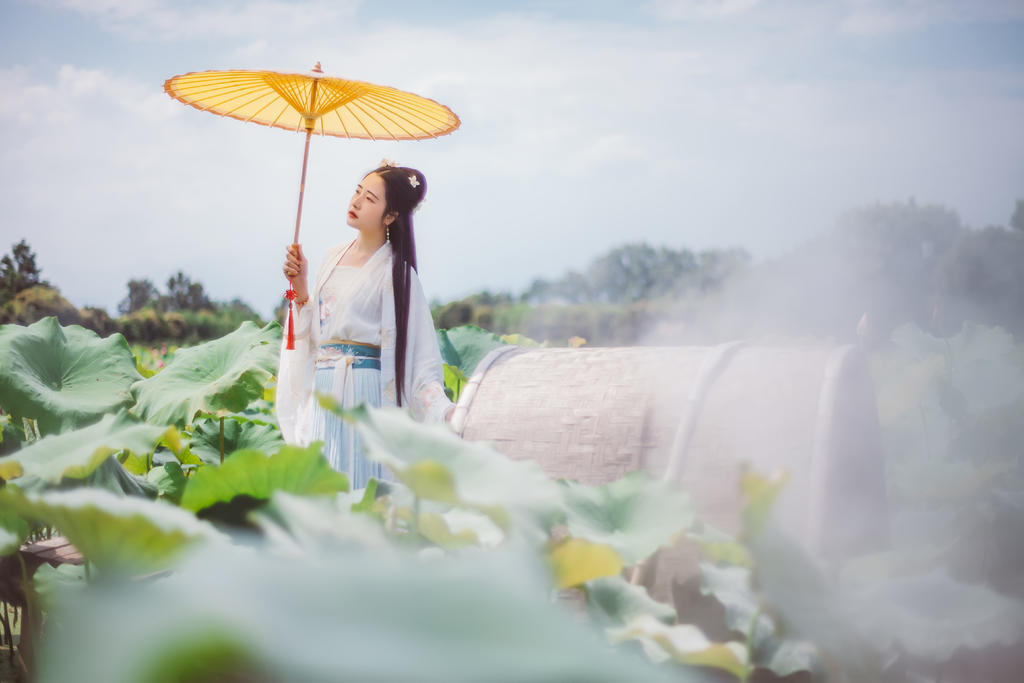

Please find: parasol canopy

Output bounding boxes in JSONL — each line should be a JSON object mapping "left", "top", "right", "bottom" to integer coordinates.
{"left": 163, "top": 62, "right": 460, "bottom": 349}
{"left": 164, "top": 64, "right": 460, "bottom": 140}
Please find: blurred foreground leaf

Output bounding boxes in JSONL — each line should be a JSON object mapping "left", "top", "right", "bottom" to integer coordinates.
{"left": 1, "top": 487, "right": 225, "bottom": 573}
{"left": 845, "top": 570, "right": 1024, "bottom": 662}
{"left": 586, "top": 575, "right": 677, "bottom": 626}
{"left": 560, "top": 471, "right": 694, "bottom": 564}
{"left": 608, "top": 614, "right": 747, "bottom": 679}
{"left": 548, "top": 537, "right": 623, "bottom": 588}
{"left": 331, "top": 405, "right": 562, "bottom": 536}
{"left": 35, "top": 543, "right": 678, "bottom": 683}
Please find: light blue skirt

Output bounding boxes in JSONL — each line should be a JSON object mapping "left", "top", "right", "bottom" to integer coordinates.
{"left": 310, "top": 364, "right": 384, "bottom": 490}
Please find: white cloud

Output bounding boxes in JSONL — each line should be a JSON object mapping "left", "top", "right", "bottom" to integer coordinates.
{"left": 838, "top": 0, "right": 1024, "bottom": 35}
{"left": 650, "top": 0, "right": 762, "bottom": 21}
{"left": 31, "top": 0, "right": 360, "bottom": 41}
{"left": 3, "top": 3, "right": 1023, "bottom": 317}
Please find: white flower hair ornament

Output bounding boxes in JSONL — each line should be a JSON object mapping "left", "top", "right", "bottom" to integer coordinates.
{"left": 379, "top": 158, "right": 398, "bottom": 168}
{"left": 408, "top": 174, "right": 420, "bottom": 188}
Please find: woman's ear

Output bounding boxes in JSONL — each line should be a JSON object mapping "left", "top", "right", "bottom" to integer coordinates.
{"left": 384, "top": 212, "right": 398, "bottom": 227}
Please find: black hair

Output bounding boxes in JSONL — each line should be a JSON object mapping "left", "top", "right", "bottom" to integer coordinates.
{"left": 369, "top": 164, "right": 427, "bottom": 407}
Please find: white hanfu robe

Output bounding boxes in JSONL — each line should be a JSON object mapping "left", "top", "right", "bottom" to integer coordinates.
{"left": 276, "top": 240, "right": 451, "bottom": 487}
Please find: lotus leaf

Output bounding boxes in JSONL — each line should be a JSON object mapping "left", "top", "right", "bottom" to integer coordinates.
{"left": 436, "top": 324, "right": 508, "bottom": 376}
{"left": 698, "top": 562, "right": 773, "bottom": 641}
{"left": 190, "top": 416, "right": 284, "bottom": 464}
{"left": 180, "top": 444, "right": 348, "bottom": 514}
{"left": 586, "top": 575, "right": 677, "bottom": 627}
{"left": 845, "top": 570, "right": 1024, "bottom": 662}
{"left": 747, "top": 526, "right": 881, "bottom": 681}
{"left": 0, "top": 317, "right": 141, "bottom": 435}
{"left": 147, "top": 462, "right": 188, "bottom": 504}
{"left": 608, "top": 614, "right": 748, "bottom": 678}
{"left": 338, "top": 405, "right": 563, "bottom": 532}
{"left": 417, "top": 512, "right": 480, "bottom": 549}
{"left": 0, "top": 506, "right": 29, "bottom": 554}
{"left": 35, "top": 543, "right": 677, "bottom": 683}
{"left": 0, "top": 487, "right": 226, "bottom": 572}
{"left": 131, "top": 321, "right": 280, "bottom": 428}
{"left": 254, "top": 491, "right": 394, "bottom": 553}
{"left": 696, "top": 560, "right": 821, "bottom": 677}
{"left": 559, "top": 470, "right": 694, "bottom": 565}
{"left": 442, "top": 363, "right": 467, "bottom": 402}
{"left": 0, "top": 409, "right": 178, "bottom": 484}
{"left": 548, "top": 537, "right": 623, "bottom": 588}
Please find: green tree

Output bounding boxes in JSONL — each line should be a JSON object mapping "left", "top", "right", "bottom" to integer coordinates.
{"left": 1011, "top": 199, "right": 1024, "bottom": 233}
{"left": 118, "top": 278, "right": 159, "bottom": 315}
{"left": 0, "top": 239, "right": 47, "bottom": 305}
{"left": 162, "top": 271, "right": 211, "bottom": 312}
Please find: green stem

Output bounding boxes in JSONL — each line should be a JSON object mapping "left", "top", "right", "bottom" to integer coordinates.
{"left": 219, "top": 417, "right": 225, "bottom": 465}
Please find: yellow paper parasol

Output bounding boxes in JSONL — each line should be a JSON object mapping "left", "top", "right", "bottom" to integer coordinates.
{"left": 164, "top": 62, "right": 460, "bottom": 347}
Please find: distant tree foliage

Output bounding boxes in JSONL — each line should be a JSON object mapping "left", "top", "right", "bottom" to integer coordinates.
{"left": 0, "top": 240, "right": 264, "bottom": 342}
{"left": 119, "top": 279, "right": 159, "bottom": 315}
{"left": 0, "top": 239, "right": 48, "bottom": 305}
{"left": 1012, "top": 199, "right": 1024, "bottom": 233}
{"left": 163, "top": 271, "right": 212, "bottom": 312}
{"left": 522, "top": 243, "right": 751, "bottom": 306}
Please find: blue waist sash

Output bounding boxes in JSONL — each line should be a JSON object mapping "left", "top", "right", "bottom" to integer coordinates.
{"left": 317, "top": 341, "right": 381, "bottom": 370}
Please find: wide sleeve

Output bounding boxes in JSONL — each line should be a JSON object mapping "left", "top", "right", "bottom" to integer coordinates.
{"left": 380, "top": 266, "right": 452, "bottom": 423}
{"left": 406, "top": 269, "right": 453, "bottom": 423}
{"left": 275, "top": 300, "right": 316, "bottom": 444}
{"left": 275, "top": 243, "right": 348, "bottom": 445}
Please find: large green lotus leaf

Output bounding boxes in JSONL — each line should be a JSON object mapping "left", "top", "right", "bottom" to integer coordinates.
{"left": 586, "top": 575, "right": 677, "bottom": 626}
{"left": 131, "top": 321, "right": 281, "bottom": 428}
{"left": 0, "top": 318, "right": 141, "bottom": 436}
{"left": 0, "top": 410, "right": 178, "bottom": 484}
{"left": 337, "top": 405, "right": 563, "bottom": 534}
{"left": 35, "top": 542, "right": 679, "bottom": 683}
{"left": 436, "top": 325, "right": 508, "bottom": 376}
{"left": 844, "top": 570, "right": 1024, "bottom": 662}
{"left": 559, "top": 471, "right": 694, "bottom": 565}
{"left": 190, "top": 416, "right": 284, "bottom": 465}
{"left": 180, "top": 444, "right": 348, "bottom": 514}
{"left": 0, "top": 487, "right": 226, "bottom": 573}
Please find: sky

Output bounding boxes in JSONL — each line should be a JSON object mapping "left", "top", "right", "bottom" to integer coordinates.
{"left": 1, "top": 0, "right": 1022, "bottom": 318}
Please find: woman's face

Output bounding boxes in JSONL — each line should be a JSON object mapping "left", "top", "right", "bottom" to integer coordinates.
{"left": 347, "top": 172, "right": 392, "bottom": 233}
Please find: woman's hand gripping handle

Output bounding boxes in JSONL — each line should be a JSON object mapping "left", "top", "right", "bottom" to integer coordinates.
{"left": 283, "top": 243, "right": 310, "bottom": 307}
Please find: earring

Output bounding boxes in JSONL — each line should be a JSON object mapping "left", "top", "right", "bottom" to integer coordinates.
{"left": 386, "top": 225, "right": 390, "bottom": 242}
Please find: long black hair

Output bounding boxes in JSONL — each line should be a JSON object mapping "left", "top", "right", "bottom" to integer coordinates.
{"left": 369, "top": 163, "right": 427, "bottom": 407}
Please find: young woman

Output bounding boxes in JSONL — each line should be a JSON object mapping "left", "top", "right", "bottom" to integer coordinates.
{"left": 276, "top": 160, "right": 453, "bottom": 488}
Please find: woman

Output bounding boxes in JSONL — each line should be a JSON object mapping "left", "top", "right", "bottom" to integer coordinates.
{"left": 276, "top": 160, "right": 453, "bottom": 488}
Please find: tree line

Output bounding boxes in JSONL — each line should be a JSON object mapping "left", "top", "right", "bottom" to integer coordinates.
{"left": 433, "top": 199, "right": 1024, "bottom": 346}
{"left": 0, "top": 240, "right": 264, "bottom": 343}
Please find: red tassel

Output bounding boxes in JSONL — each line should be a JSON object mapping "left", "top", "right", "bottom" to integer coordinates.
{"left": 285, "top": 287, "right": 296, "bottom": 350}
